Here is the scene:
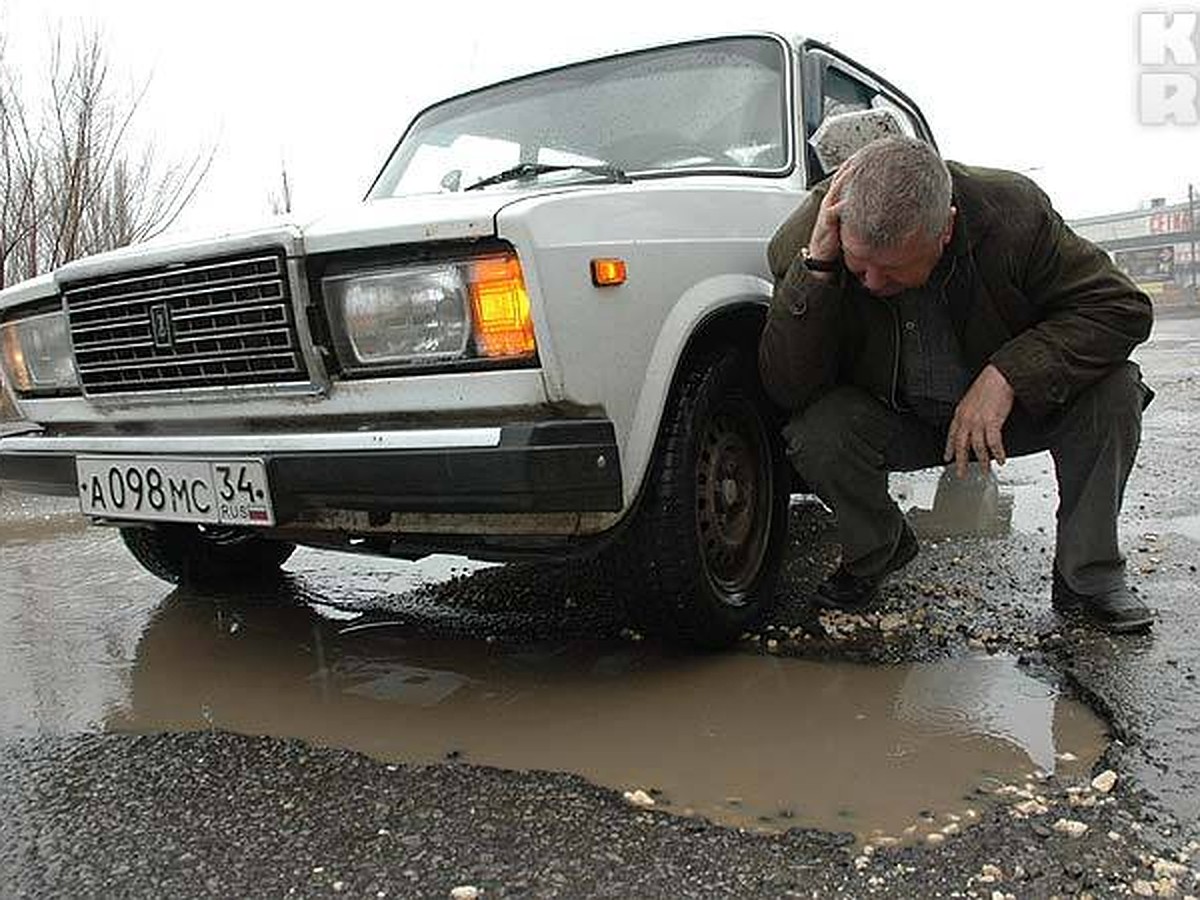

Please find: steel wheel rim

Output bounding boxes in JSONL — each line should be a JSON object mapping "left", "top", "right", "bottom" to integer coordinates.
{"left": 694, "top": 402, "right": 773, "bottom": 603}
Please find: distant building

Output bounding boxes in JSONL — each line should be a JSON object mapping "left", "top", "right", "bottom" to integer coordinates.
{"left": 1070, "top": 195, "right": 1198, "bottom": 304}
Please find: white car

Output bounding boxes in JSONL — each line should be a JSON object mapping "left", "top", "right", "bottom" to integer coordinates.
{"left": 0, "top": 33, "right": 935, "bottom": 647}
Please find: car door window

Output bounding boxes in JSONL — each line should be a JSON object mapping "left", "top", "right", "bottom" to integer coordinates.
{"left": 822, "top": 66, "right": 875, "bottom": 118}
{"left": 804, "top": 57, "right": 928, "bottom": 183}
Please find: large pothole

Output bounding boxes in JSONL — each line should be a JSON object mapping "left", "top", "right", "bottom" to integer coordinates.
{"left": 107, "top": 595, "right": 1106, "bottom": 840}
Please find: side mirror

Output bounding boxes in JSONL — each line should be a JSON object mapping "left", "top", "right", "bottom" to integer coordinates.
{"left": 440, "top": 169, "right": 462, "bottom": 193}
{"left": 809, "top": 108, "right": 908, "bottom": 173}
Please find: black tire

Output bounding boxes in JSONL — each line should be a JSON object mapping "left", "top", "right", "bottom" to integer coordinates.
{"left": 607, "top": 345, "right": 790, "bottom": 648}
{"left": 119, "top": 524, "right": 296, "bottom": 586}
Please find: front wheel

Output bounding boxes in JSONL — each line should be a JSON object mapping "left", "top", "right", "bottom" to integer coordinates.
{"left": 608, "top": 346, "right": 790, "bottom": 648}
{"left": 119, "top": 524, "right": 296, "bottom": 586}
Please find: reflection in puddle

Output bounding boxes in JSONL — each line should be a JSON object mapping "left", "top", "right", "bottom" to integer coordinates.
{"left": 895, "top": 458, "right": 1200, "bottom": 558}
{"left": 897, "top": 657, "right": 1064, "bottom": 773}
{"left": 895, "top": 455, "right": 1054, "bottom": 540}
{"left": 107, "top": 596, "right": 1107, "bottom": 839}
{"left": 904, "top": 467, "right": 1014, "bottom": 539}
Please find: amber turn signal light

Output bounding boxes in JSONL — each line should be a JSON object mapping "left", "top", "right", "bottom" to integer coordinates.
{"left": 468, "top": 254, "right": 537, "bottom": 358}
{"left": 590, "top": 258, "right": 627, "bottom": 287}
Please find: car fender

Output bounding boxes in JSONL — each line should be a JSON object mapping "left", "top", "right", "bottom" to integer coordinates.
{"left": 620, "top": 273, "right": 772, "bottom": 508}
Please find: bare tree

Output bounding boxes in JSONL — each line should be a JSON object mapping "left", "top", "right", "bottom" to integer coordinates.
{"left": 267, "top": 159, "right": 293, "bottom": 216}
{"left": 0, "top": 37, "right": 40, "bottom": 290}
{"left": 0, "top": 26, "right": 213, "bottom": 289}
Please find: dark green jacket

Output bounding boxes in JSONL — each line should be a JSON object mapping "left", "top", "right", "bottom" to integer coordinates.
{"left": 758, "top": 162, "right": 1153, "bottom": 420}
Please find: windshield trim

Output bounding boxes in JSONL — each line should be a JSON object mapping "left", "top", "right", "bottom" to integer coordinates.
{"left": 365, "top": 33, "right": 796, "bottom": 200}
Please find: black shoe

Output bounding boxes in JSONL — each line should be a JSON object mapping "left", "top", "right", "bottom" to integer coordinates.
{"left": 814, "top": 524, "right": 919, "bottom": 613}
{"left": 1052, "top": 570, "right": 1153, "bottom": 633}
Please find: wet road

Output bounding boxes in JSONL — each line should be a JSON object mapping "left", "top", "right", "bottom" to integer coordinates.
{"left": 2, "top": 310, "right": 1200, "bottom": 897}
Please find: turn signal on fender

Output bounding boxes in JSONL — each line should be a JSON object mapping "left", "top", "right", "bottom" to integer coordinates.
{"left": 590, "top": 258, "right": 627, "bottom": 287}
{"left": 468, "top": 254, "right": 536, "bottom": 358}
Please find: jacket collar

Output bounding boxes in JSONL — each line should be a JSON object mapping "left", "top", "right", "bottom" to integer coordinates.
{"left": 946, "top": 161, "right": 1005, "bottom": 259}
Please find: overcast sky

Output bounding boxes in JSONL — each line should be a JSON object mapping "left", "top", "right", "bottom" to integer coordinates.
{"left": 4, "top": 0, "right": 1197, "bottom": 233}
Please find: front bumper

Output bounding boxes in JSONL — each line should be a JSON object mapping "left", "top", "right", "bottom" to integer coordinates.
{"left": 0, "top": 420, "right": 622, "bottom": 520}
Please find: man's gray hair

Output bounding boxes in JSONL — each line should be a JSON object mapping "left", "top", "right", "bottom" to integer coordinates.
{"left": 840, "top": 136, "right": 952, "bottom": 249}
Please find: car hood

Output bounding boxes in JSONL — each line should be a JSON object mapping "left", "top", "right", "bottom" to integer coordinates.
{"left": 300, "top": 192, "right": 522, "bottom": 254}
{"left": 51, "top": 190, "right": 548, "bottom": 285}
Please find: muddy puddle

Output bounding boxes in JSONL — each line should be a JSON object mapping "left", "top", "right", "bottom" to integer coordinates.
{"left": 96, "top": 595, "right": 1105, "bottom": 840}
{"left": 1, "top": 500, "right": 1108, "bottom": 842}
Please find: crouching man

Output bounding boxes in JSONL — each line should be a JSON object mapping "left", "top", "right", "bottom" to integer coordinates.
{"left": 759, "top": 136, "right": 1154, "bottom": 632}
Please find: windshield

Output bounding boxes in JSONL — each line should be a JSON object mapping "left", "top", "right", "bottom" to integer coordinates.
{"left": 369, "top": 36, "right": 789, "bottom": 199}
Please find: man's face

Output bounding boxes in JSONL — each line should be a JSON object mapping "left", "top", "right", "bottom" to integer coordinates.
{"left": 840, "top": 210, "right": 956, "bottom": 298}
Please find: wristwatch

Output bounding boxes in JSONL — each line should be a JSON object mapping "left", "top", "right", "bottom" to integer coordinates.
{"left": 801, "top": 246, "right": 842, "bottom": 273}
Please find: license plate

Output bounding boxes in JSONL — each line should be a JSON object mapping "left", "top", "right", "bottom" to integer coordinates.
{"left": 76, "top": 456, "right": 275, "bottom": 526}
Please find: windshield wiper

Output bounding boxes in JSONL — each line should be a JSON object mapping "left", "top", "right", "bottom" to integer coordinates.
{"left": 464, "top": 162, "right": 631, "bottom": 191}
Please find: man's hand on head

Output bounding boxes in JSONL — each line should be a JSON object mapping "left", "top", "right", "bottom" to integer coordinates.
{"left": 944, "top": 364, "right": 1015, "bottom": 478}
{"left": 806, "top": 162, "right": 857, "bottom": 281}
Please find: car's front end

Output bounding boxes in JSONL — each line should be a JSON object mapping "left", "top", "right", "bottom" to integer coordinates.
{"left": 0, "top": 205, "right": 628, "bottom": 560}
{"left": 2, "top": 32, "right": 798, "bottom": 557}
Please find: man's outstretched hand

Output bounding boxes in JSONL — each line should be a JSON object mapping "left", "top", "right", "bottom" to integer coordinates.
{"left": 944, "top": 363, "right": 1015, "bottom": 477}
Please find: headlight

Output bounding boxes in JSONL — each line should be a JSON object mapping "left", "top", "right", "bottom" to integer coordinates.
{"left": 323, "top": 252, "right": 536, "bottom": 371}
{"left": 0, "top": 311, "right": 79, "bottom": 394}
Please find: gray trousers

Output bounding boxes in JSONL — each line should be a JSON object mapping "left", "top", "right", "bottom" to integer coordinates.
{"left": 782, "top": 362, "right": 1150, "bottom": 595}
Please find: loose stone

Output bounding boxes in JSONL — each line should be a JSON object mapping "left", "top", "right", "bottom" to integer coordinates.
{"left": 622, "top": 789, "right": 655, "bottom": 809}
{"left": 1012, "top": 800, "right": 1049, "bottom": 817}
{"left": 1053, "top": 818, "right": 1089, "bottom": 838}
{"left": 1153, "top": 859, "right": 1188, "bottom": 880}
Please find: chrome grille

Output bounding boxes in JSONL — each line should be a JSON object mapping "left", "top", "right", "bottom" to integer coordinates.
{"left": 64, "top": 251, "right": 307, "bottom": 395}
